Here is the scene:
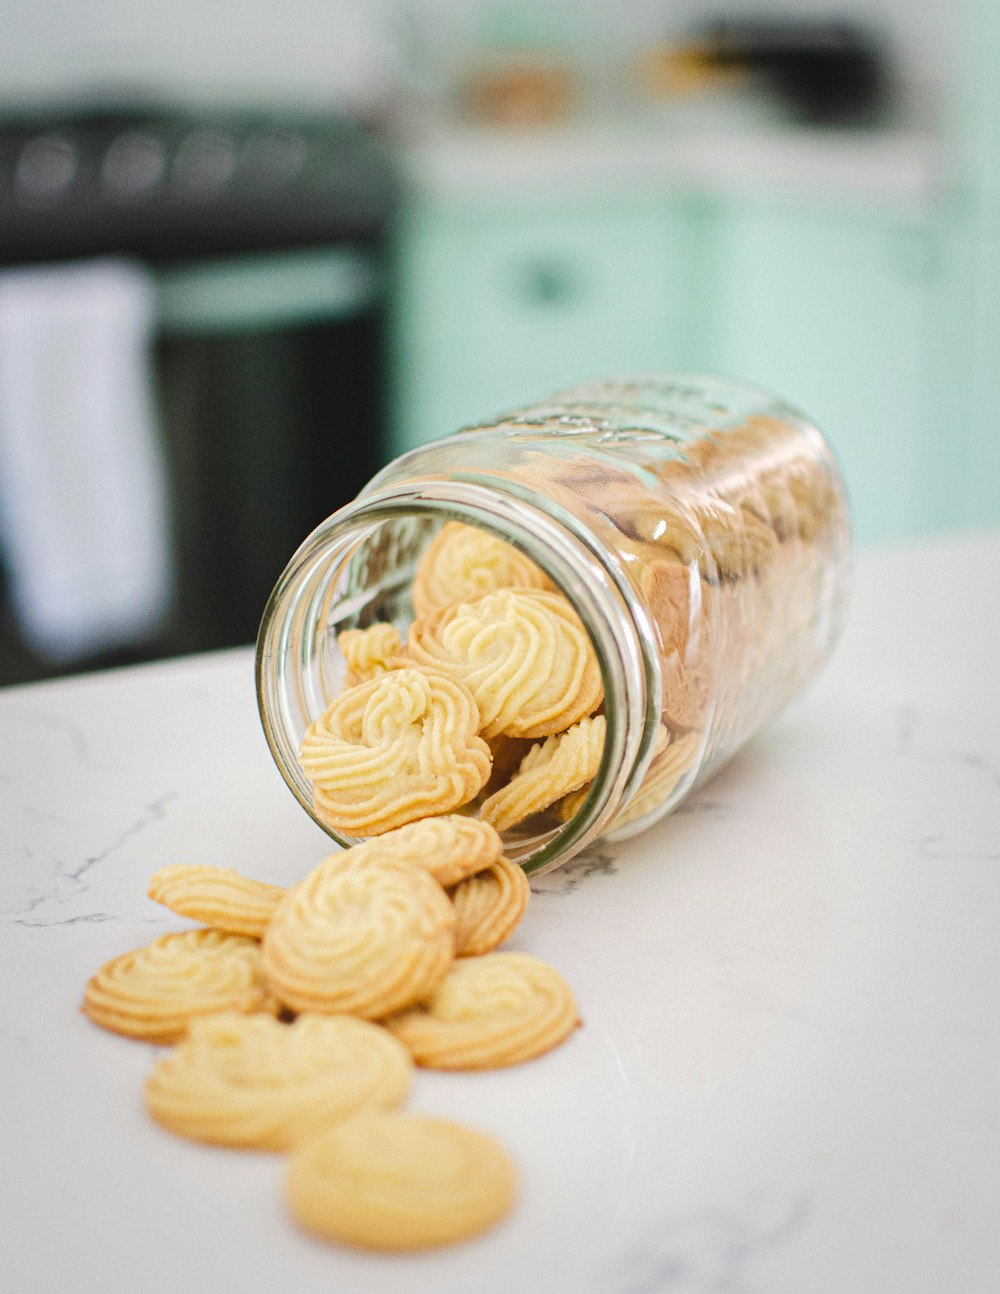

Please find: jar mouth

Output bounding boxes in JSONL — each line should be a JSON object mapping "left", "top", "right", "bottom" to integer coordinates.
{"left": 256, "top": 477, "right": 662, "bottom": 875}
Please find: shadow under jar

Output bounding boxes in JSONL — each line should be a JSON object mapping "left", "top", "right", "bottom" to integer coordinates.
{"left": 256, "top": 374, "right": 852, "bottom": 875}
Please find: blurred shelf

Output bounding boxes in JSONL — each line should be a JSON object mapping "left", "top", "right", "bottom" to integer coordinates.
{"left": 395, "top": 114, "right": 941, "bottom": 212}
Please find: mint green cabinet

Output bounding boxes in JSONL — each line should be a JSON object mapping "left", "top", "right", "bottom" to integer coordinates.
{"left": 693, "top": 197, "right": 947, "bottom": 547}
{"left": 388, "top": 178, "right": 971, "bottom": 549}
{"left": 388, "top": 198, "right": 693, "bottom": 457}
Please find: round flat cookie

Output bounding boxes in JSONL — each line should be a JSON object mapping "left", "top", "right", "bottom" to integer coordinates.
{"left": 353, "top": 815, "right": 503, "bottom": 888}
{"left": 448, "top": 856, "right": 531, "bottom": 957}
{"left": 147, "top": 864, "right": 287, "bottom": 939}
{"left": 286, "top": 1111, "right": 515, "bottom": 1251}
{"left": 479, "top": 715, "right": 606, "bottom": 832}
{"left": 383, "top": 951, "right": 578, "bottom": 1070}
{"left": 404, "top": 588, "right": 603, "bottom": 739}
{"left": 337, "top": 623, "right": 401, "bottom": 687}
{"left": 82, "top": 929, "right": 272, "bottom": 1044}
{"left": 261, "top": 848, "right": 455, "bottom": 1020}
{"left": 146, "top": 1012, "right": 412, "bottom": 1149}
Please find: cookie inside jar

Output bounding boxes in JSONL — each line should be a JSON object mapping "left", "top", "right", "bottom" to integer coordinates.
{"left": 257, "top": 376, "right": 852, "bottom": 875}
{"left": 296, "top": 514, "right": 625, "bottom": 863}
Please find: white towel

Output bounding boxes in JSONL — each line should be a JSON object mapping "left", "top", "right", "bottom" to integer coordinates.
{"left": 0, "top": 259, "right": 173, "bottom": 662}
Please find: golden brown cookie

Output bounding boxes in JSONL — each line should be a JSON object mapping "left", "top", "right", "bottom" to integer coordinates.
{"left": 147, "top": 864, "right": 287, "bottom": 939}
{"left": 554, "top": 721, "right": 670, "bottom": 825}
{"left": 404, "top": 588, "right": 603, "bottom": 739}
{"left": 354, "top": 815, "right": 503, "bottom": 888}
{"left": 448, "top": 856, "right": 531, "bottom": 957}
{"left": 383, "top": 951, "right": 578, "bottom": 1070}
{"left": 411, "top": 520, "right": 553, "bottom": 618}
{"left": 660, "top": 640, "right": 714, "bottom": 731}
{"left": 691, "top": 414, "right": 841, "bottom": 542}
{"left": 299, "top": 666, "right": 492, "bottom": 835}
{"left": 145, "top": 1012, "right": 413, "bottom": 1150}
{"left": 609, "top": 728, "right": 701, "bottom": 830}
{"left": 82, "top": 929, "right": 273, "bottom": 1044}
{"left": 638, "top": 556, "right": 696, "bottom": 657}
{"left": 261, "top": 848, "right": 456, "bottom": 1020}
{"left": 479, "top": 715, "right": 606, "bottom": 832}
{"left": 286, "top": 1111, "right": 516, "bottom": 1251}
{"left": 337, "top": 623, "right": 402, "bottom": 687}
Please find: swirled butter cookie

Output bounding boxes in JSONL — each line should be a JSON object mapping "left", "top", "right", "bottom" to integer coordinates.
{"left": 480, "top": 715, "right": 605, "bottom": 832}
{"left": 337, "top": 623, "right": 402, "bottom": 687}
{"left": 411, "top": 520, "right": 553, "bottom": 618}
{"left": 610, "top": 729, "right": 701, "bottom": 830}
{"left": 299, "top": 666, "right": 491, "bottom": 835}
{"left": 286, "top": 1111, "right": 516, "bottom": 1251}
{"left": 261, "top": 848, "right": 455, "bottom": 1019}
{"left": 383, "top": 951, "right": 578, "bottom": 1070}
{"left": 145, "top": 1012, "right": 412, "bottom": 1149}
{"left": 147, "top": 864, "right": 287, "bottom": 939}
{"left": 82, "top": 929, "right": 272, "bottom": 1043}
{"left": 448, "top": 856, "right": 531, "bottom": 957}
{"left": 404, "top": 588, "right": 603, "bottom": 739}
{"left": 354, "top": 815, "right": 503, "bottom": 887}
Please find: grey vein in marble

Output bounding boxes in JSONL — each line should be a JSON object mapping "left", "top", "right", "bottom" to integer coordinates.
{"left": 532, "top": 844, "right": 623, "bottom": 894}
{"left": 5, "top": 791, "right": 178, "bottom": 927}
{"left": 607, "top": 1192, "right": 811, "bottom": 1294}
{"left": 0, "top": 702, "right": 108, "bottom": 772}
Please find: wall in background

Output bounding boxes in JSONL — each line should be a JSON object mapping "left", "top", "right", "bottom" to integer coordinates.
{"left": 0, "top": 0, "right": 958, "bottom": 116}
{"left": 0, "top": 0, "right": 397, "bottom": 111}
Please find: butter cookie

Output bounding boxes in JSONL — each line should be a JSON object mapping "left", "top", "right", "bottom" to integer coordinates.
{"left": 448, "top": 856, "right": 531, "bottom": 957}
{"left": 337, "top": 622, "right": 402, "bottom": 687}
{"left": 383, "top": 951, "right": 578, "bottom": 1070}
{"left": 299, "top": 666, "right": 491, "bottom": 835}
{"left": 286, "top": 1111, "right": 515, "bottom": 1251}
{"left": 147, "top": 864, "right": 287, "bottom": 939}
{"left": 404, "top": 589, "right": 602, "bottom": 739}
{"left": 82, "top": 929, "right": 272, "bottom": 1043}
{"left": 411, "top": 520, "right": 553, "bottom": 618}
{"left": 480, "top": 715, "right": 605, "bottom": 832}
{"left": 145, "top": 1011, "right": 412, "bottom": 1149}
{"left": 261, "top": 848, "right": 455, "bottom": 1020}
{"left": 354, "top": 815, "right": 503, "bottom": 888}
{"left": 608, "top": 729, "right": 701, "bottom": 830}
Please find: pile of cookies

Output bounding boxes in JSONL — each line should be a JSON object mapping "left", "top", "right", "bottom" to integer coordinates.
{"left": 301, "top": 521, "right": 614, "bottom": 842}
{"left": 511, "top": 405, "right": 850, "bottom": 758}
{"left": 81, "top": 815, "right": 579, "bottom": 1252}
{"left": 302, "top": 516, "right": 706, "bottom": 848}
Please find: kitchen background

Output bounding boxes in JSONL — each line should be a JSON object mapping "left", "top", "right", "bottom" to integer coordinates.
{"left": 0, "top": 0, "right": 996, "bottom": 686}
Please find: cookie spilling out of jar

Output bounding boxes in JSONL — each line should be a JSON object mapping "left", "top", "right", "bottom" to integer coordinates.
{"left": 297, "top": 405, "right": 847, "bottom": 850}
{"left": 81, "top": 812, "right": 577, "bottom": 1251}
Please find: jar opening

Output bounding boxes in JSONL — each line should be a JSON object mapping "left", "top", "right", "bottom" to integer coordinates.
{"left": 256, "top": 478, "right": 663, "bottom": 874}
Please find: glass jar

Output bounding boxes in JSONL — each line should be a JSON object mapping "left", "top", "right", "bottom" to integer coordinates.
{"left": 256, "top": 373, "right": 851, "bottom": 875}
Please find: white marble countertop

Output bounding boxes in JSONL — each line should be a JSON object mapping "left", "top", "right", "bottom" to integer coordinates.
{"left": 3, "top": 528, "right": 999, "bottom": 1294}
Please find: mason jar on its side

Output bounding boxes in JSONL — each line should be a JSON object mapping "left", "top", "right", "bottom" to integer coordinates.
{"left": 255, "top": 374, "right": 852, "bottom": 875}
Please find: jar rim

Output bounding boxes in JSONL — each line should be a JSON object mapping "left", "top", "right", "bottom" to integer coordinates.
{"left": 255, "top": 476, "right": 663, "bottom": 875}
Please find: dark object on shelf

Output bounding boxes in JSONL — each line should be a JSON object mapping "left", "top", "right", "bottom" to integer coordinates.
{"left": 694, "top": 18, "right": 889, "bottom": 124}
